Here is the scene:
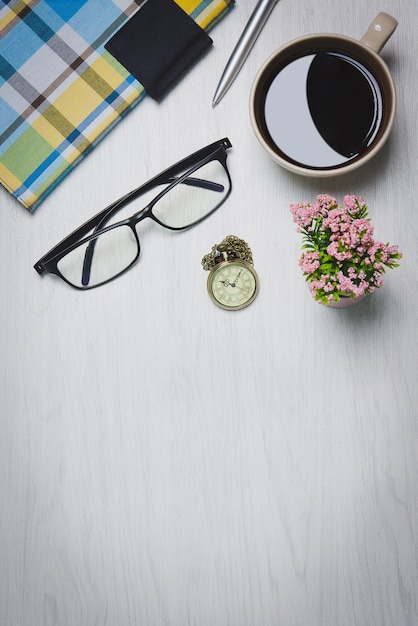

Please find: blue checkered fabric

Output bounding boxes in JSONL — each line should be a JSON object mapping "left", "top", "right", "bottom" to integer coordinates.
{"left": 0, "top": 0, "right": 234, "bottom": 211}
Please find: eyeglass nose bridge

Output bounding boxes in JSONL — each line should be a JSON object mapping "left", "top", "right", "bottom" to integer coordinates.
{"left": 130, "top": 202, "right": 155, "bottom": 224}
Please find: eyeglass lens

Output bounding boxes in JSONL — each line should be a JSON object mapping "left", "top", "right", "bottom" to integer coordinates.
{"left": 152, "top": 159, "right": 230, "bottom": 227}
{"left": 57, "top": 225, "right": 138, "bottom": 288}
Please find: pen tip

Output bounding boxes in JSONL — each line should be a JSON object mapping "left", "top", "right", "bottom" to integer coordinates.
{"left": 212, "top": 100, "right": 217, "bottom": 108}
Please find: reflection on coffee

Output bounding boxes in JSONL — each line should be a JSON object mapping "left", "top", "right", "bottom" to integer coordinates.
{"left": 264, "top": 52, "right": 383, "bottom": 169}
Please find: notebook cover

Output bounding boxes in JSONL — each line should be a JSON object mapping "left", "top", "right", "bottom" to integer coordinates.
{"left": 0, "top": 0, "right": 234, "bottom": 211}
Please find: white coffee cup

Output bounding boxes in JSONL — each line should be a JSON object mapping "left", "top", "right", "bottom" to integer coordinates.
{"left": 249, "top": 13, "right": 398, "bottom": 177}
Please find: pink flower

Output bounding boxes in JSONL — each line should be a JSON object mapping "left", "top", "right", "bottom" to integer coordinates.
{"left": 313, "top": 194, "right": 338, "bottom": 216}
{"left": 337, "top": 271, "right": 354, "bottom": 293}
{"left": 327, "top": 241, "right": 352, "bottom": 261}
{"left": 299, "top": 251, "right": 320, "bottom": 274}
{"left": 387, "top": 244, "right": 400, "bottom": 255}
{"left": 348, "top": 219, "right": 374, "bottom": 249}
{"left": 322, "top": 208, "right": 352, "bottom": 237}
{"left": 343, "top": 195, "right": 365, "bottom": 215}
{"left": 289, "top": 202, "right": 318, "bottom": 230}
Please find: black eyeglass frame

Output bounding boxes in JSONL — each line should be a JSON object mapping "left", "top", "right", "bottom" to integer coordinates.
{"left": 34, "top": 138, "right": 232, "bottom": 289}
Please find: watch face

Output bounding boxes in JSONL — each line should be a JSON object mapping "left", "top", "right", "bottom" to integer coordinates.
{"left": 208, "top": 261, "right": 259, "bottom": 310}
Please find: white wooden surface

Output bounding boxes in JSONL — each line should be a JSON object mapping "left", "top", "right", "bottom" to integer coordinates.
{"left": 1, "top": 1, "right": 417, "bottom": 624}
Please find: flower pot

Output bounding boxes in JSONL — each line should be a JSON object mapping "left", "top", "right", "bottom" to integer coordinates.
{"left": 290, "top": 195, "right": 402, "bottom": 309}
{"left": 326, "top": 294, "right": 367, "bottom": 308}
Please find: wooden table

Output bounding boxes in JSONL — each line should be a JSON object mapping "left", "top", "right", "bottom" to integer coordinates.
{"left": 1, "top": 0, "right": 417, "bottom": 624}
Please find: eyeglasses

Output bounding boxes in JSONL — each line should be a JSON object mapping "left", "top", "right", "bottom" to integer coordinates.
{"left": 34, "top": 138, "right": 232, "bottom": 290}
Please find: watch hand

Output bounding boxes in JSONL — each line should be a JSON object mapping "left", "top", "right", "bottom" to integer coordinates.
{"left": 230, "top": 283, "right": 250, "bottom": 293}
{"left": 219, "top": 279, "right": 249, "bottom": 293}
{"left": 229, "top": 269, "right": 243, "bottom": 287}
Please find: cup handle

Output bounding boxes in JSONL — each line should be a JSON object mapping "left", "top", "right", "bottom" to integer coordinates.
{"left": 360, "top": 12, "right": 398, "bottom": 54}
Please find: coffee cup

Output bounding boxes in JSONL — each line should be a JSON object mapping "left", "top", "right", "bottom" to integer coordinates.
{"left": 249, "top": 13, "right": 398, "bottom": 177}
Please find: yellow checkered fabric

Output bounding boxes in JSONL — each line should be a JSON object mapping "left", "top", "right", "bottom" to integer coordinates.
{"left": 0, "top": 0, "right": 234, "bottom": 211}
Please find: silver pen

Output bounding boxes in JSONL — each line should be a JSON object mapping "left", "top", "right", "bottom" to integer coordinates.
{"left": 212, "top": 0, "right": 280, "bottom": 107}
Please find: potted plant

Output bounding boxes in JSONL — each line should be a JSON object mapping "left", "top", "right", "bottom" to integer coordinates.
{"left": 290, "top": 194, "right": 402, "bottom": 307}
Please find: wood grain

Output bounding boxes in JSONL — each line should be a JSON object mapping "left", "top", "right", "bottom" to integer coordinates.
{"left": 0, "top": 1, "right": 417, "bottom": 624}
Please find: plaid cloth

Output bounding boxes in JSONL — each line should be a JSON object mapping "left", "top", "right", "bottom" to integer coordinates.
{"left": 0, "top": 0, "right": 234, "bottom": 211}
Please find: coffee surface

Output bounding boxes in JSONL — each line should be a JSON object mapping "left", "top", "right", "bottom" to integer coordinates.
{"left": 264, "top": 52, "right": 383, "bottom": 169}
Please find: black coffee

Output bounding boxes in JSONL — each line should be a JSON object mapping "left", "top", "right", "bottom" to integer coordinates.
{"left": 264, "top": 52, "right": 383, "bottom": 169}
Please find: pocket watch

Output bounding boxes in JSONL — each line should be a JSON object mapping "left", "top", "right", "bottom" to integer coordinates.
{"left": 201, "top": 235, "right": 259, "bottom": 310}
